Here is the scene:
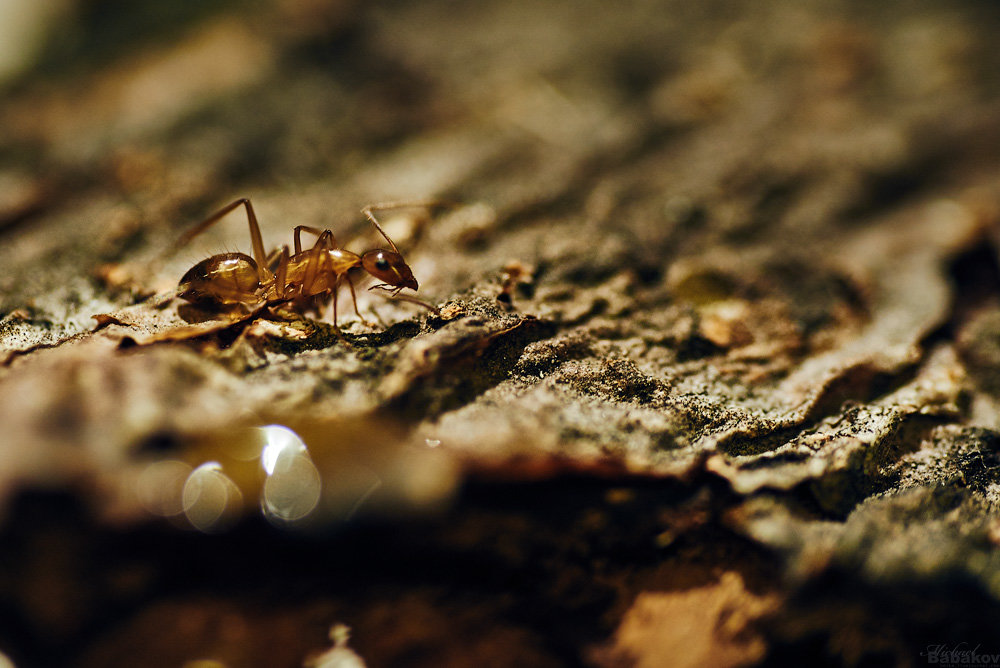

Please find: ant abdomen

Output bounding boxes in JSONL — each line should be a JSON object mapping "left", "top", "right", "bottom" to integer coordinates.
{"left": 179, "top": 252, "right": 260, "bottom": 305}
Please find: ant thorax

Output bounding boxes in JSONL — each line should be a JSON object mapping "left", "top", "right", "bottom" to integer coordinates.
{"left": 281, "top": 248, "right": 361, "bottom": 297}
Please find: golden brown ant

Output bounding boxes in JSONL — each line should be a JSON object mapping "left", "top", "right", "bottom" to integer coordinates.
{"left": 175, "top": 198, "right": 439, "bottom": 331}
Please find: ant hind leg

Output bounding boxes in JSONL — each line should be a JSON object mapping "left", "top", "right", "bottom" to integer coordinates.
{"left": 177, "top": 198, "right": 270, "bottom": 282}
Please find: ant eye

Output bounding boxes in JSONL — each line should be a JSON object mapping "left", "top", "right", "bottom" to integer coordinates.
{"left": 375, "top": 256, "right": 390, "bottom": 270}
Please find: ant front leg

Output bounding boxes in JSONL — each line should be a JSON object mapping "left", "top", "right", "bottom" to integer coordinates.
{"left": 344, "top": 275, "right": 375, "bottom": 328}
{"left": 328, "top": 278, "right": 353, "bottom": 346}
{"left": 177, "top": 198, "right": 270, "bottom": 282}
{"left": 332, "top": 279, "right": 339, "bottom": 328}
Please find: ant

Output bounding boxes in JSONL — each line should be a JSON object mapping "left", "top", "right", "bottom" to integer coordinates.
{"left": 175, "top": 198, "right": 440, "bottom": 332}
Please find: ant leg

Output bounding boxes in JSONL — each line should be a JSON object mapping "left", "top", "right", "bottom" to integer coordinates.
{"left": 332, "top": 280, "right": 339, "bottom": 327}
{"left": 345, "top": 274, "right": 374, "bottom": 327}
{"left": 324, "top": 278, "right": 349, "bottom": 346}
{"left": 311, "top": 229, "right": 336, "bottom": 250}
{"left": 274, "top": 246, "right": 290, "bottom": 299}
{"left": 361, "top": 200, "right": 454, "bottom": 253}
{"left": 373, "top": 288, "right": 441, "bottom": 315}
{"left": 177, "top": 198, "right": 269, "bottom": 281}
{"left": 293, "top": 225, "right": 338, "bottom": 254}
{"left": 264, "top": 246, "right": 285, "bottom": 272}
{"left": 300, "top": 231, "right": 334, "bottom": 297}
{"left": 367, "top": 303, "right": 389, "bottom": 328}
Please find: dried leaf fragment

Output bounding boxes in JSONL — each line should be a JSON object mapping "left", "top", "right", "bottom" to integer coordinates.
{"left": 593, "top": 572, "right": 779, "bottom": 668}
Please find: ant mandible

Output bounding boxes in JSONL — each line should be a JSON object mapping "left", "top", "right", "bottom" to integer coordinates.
{"left": 175, "top": 198, "right": 439, "bottom": 330}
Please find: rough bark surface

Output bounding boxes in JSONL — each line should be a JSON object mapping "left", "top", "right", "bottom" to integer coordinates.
{"left": 3, "top": 0, "right": 1000, "bottom": 666}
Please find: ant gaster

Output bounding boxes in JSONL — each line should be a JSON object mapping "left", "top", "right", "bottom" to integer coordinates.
{"left": 176, "top": 198, "right": 438, "bottom": 330}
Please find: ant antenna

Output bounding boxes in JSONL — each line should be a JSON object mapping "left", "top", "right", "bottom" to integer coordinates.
{"left": 361, "top": 205, "right": 401, "bottom": 253}
{"left": 361, "top": 200, "right": 455, "bottom": 253}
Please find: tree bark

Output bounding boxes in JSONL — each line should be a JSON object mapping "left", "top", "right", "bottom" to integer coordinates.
{"left": 2, "top": 0, "right": 1000, "bottom": 665}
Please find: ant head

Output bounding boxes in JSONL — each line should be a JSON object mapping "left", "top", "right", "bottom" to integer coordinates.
{"left": 361, "top": 249, "right": 418, "bottom": 290}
